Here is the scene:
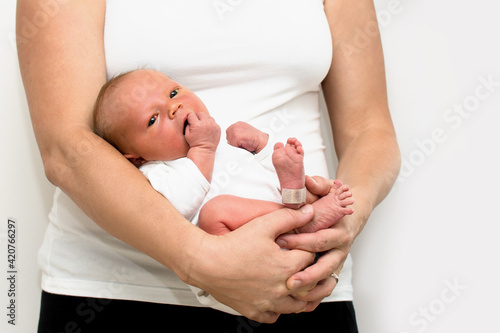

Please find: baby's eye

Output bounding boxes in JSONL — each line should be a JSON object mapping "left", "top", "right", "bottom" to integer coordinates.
{"left": 148, "top": 115, "right": 157, "bottom": 127}
{"left": 170, "top": 89, "right": 178, "bottom": 98}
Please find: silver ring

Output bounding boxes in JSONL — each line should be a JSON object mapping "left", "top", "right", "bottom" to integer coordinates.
{"left": 330, "top": 273, "right": 339, "bottom": 283}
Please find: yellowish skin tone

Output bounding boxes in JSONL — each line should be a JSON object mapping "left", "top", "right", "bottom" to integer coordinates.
{"left": 17, "top": 0, "right": 400, "bottom": 323}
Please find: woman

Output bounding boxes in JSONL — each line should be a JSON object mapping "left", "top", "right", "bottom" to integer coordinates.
{"left": 17, "top": 0, "right": 400, "bottom": 331}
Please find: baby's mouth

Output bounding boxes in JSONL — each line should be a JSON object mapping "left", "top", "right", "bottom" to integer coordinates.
{"left": 183, "top": 119, "right": 189, "bottom": 135}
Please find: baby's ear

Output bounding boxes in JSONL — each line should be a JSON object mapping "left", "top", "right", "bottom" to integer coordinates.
{"left": 124, "top": 153, "right": 147, "bottom": 168}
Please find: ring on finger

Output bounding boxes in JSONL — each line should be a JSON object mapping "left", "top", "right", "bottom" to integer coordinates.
{"left": 330, "top": 272, "right": 339, "bottom": 283}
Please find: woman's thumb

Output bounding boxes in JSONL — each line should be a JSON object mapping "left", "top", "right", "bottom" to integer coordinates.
{"left": 265, "top": 204, "right": 315, "bottom": 237}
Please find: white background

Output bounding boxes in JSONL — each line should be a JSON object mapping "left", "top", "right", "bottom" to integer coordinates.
{"left": 1, "top": 0, "right": 499, "bottom": 332}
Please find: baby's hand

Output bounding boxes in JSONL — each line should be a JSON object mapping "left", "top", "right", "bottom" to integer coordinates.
{"left": 184, "top": 113, "right": 221, "bottom": 151}
{"left": 226, "top": 121, "right": 269, "bottom": 154}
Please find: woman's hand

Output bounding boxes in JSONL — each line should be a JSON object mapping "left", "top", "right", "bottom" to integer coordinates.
{"left": 282, "top": 214, "right": 357, "bottom": 310}
{"left": 184, "top": 205, "right": 318, "bottom": 323}
{"left": 277, "top": 176, "right": 359, "bottom": 310}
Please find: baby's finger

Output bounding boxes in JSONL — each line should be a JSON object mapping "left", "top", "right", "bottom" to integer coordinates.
{"left": 186, "top": 112, "right": 200, "bottom": 125}
{"left": 195, "top": 112, "right": 209, "bottom": 121}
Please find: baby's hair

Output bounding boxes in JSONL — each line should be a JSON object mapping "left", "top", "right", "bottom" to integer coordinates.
{"left": 92, "top": 71, "right": 135, "bottom": 149}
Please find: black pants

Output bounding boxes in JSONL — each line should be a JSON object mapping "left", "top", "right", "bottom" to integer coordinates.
{"left": 38, "top": 291, "right": 358, "bottom": 333}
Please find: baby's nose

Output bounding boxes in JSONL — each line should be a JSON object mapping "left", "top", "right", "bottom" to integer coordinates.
{"left": 168, "top": 102, "right": 182, "bottom": 119}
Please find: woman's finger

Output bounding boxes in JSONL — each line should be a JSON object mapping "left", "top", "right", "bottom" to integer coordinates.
{"left": 276, "top": 227, "right": 348, "bottom": 253}
{"left": 305, "top": 175, "right": 333, "bottom": 197}
{"left": 291, "top": 275, "right": 337, "bottom": 303}
{"left": 286, "top": 249, "right": 346, "bottom": 293}
{"left": 254, "top": 204, "right": 315, "bottom": 238}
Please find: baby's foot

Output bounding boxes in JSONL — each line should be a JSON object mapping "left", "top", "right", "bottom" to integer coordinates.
{"left": 272, "top": 138, "right": 305, "bottom": 209}
{"left": 296, "top": 179, "right": 354, "bottom": 233}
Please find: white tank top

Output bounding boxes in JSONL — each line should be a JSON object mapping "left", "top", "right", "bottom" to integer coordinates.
{"left": 39, "top": 0, "right": 354, "bottom": 308}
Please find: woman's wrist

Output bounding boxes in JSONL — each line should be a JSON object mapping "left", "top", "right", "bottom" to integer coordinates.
{"left": 344, "top": 185, "right": 376, "bottom": 238}
{"left": 176, "top": 230, "right": 217, "bottom": 288}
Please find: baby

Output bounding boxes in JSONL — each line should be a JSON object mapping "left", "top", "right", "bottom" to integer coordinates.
{"left": 93, "top": 69, "right": 354, "bottom": 236}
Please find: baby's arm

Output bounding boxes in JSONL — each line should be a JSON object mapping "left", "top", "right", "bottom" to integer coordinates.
{"left": 226, "top": 121, "right": 269, "bottom": 154}
{"left": 184, "top": 113, "right": 221, "bottom": 182}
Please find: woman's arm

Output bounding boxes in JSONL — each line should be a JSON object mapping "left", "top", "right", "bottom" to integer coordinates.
{"left": 279, "top": 0, "right": 401, "bottom": 302}
{"left": 324, "top": 0, "right": 401, "bottom": 226}
{"left": 16, "top": 0, "right": 329, "bottom": 323}
{"left": 16, "top": 0, "right": 198, "bottom": 284}
{"left": 325, "top": 0, "right": 400, "bottom": 207}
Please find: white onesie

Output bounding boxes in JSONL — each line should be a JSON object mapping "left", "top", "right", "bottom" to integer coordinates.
{"left": 139, "top": 141, "right": 279, "bottom": 227}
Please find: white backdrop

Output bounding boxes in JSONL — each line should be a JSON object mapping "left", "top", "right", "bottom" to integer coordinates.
{"left": 1, "top": 0, "right": 499, "bottom": 332}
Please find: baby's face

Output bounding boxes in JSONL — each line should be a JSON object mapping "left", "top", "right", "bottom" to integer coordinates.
{"left": 110, "top": 70, "right": 210, "bottom": 162}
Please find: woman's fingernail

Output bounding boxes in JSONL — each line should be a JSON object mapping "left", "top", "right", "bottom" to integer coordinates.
{"left": 276, "top": 238, "right": 287, "bottom": 248}
{"left": 288, "top": 279, "right": 302, "bottom": 290}
{"left": 300, "top": 204, "right": 313, "bottom": 214}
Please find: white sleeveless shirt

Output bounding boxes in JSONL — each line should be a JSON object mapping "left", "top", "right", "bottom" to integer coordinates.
{"left": 39, "top": 0, "right": 354, "bottom": 308}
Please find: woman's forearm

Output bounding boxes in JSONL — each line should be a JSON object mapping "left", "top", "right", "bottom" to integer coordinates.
{"left": 52, "top": 130, "right": 204, "bottom": 280}
{"left": 323, "top": 0, "right": 401, "bottom": 235}
{"left": 15, "top": 0, "right": 202, "bottom": 281}
{"left": 334, "top": 124, "right": 401, "bottom": 235}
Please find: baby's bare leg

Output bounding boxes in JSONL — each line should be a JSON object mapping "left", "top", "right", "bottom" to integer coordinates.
{"left": 272, "top": 138, "right": 305, "bottom": 209}
{"left": 198, "top": 195, "right": 282, "bottom": 236}
{"left": 198, "top": 185, "right": 354, "bottom": 236}
{"left": 272, "top": 137, "right": 353, "bottom": 231}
